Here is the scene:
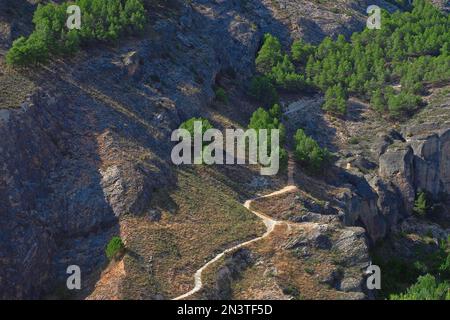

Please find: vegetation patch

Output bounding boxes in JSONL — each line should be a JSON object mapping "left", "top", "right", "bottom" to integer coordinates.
{"left": 252, "top": 0, "right": 449, "bottom": 119}
{"left": 373, "top": 234, "right": 450, "bottom": 300}
{"left": 105, "top": 236, "right": 125, "bottom": 260}
{"left": 293, "top": 129, "right": 331, "bottom": 172}
{"left": 6, "top": 0, "right": 146, "bottom": 66}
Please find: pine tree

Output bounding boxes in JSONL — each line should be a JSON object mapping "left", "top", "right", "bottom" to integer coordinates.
{"left": 256, "top": 34, "right": 283, "bottom": 74}
{"left": 413, "top": 191, "right": 429, "bottom": 216}
{"left": 323, "top": 85, "right": 347, "bottom": 115}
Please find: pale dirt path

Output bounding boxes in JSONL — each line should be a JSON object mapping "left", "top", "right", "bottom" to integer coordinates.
{"left": 173, "top": 156, "right": 297, "bottom": 300}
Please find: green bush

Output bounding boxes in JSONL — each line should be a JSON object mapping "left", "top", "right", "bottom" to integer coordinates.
{"left": 348, "top": 137, "right": 359, "bottom": 145}
{"left": 386, "top": 91, "right": 422, "bottom": 119}
{"left": 255, "top": 33, "right": 283, "bottom": 75}
{"left": 179, "top": 117, "right": 213, "bottom": 138}
{"left": 105, "top": 236, "right": 125, "bottom": 260}
{"left": 215, "top": 87, "right": 228, "bottom": 104}
{"left": 293, "top": 129, "right": 330, "bottom": 172}
{"left": 248, "top": 104, "right": 288, "bottom": 171}
{"left": 249, "top": 105, "right": 286, "bottom": 144}
{"left": 413, "top": 191, "right": 429, "bottom": 216}
{"left": 6, "top": 0, "right": 147, "bottom": 66}
{"left": 370, "top": 89, "right": 386, "bottom": 113}
{"left": 390, "top": 274, "right": 450, "bottom": 300}
{"left": 291, "top": 39, "right": 315, "bottom": 63}
{"left": 6, "top": 34, "right": 49, "bottom": 66}
{"left": 269, "top": 55, "right": 308, "bottom": 91}
{"left": 323, "top": 85, "right": 347, "bottom": 115}
{"left": 294, "top": 129, "right": 331, "bottom": 172}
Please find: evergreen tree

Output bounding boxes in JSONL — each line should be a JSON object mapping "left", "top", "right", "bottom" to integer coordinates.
{"left": 413, "top": 191, "right": 429, "bottom": 216}
{"left": 323, "top": 85, "right": 347, "bottom": 115}
{"left": 293, "top": 129, "right": 330, "bottom": 172}
{"left": 249, "top": 76, "right": 279, "bottom": 107}
{"left": 291, "top": 39, "right": 314, "bottom": 63}
{"left": 255, "top": 33, "right": 283, "bottom": 75}
{"left": 390, "top": 274, "right": 450, "bottom": 300}
{"left": 6, "top": 0, "right": 147, "bottom": 66}
{"left": 370, "top": 89, "right": 386, "bottom": 113}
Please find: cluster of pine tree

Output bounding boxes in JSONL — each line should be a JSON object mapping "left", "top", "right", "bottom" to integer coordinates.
{"left": 248, "top": 104, "right": 288, "bottom": 170}
{"left": 293, "top": 129, "right": 331, "bottom": 172}
{"left": 250, "top": 34, "right": 309, "bottom": 106}
{"left": 251, "top": 1, "right": 449, "bottom": 119}
{"left": 303, "top": 0, "right": 449, "bottom": 118}
{"left": 6, "top": 0, "right": 146, "bottom": 66}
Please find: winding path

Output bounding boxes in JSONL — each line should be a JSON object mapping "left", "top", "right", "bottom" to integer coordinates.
{"left": 173, "top": 157, "right": 297, "bottom": 300}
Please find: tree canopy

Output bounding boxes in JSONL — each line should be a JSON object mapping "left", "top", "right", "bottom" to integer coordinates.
{"left": 6, "top": 0, "right": 146, "bottom": 66}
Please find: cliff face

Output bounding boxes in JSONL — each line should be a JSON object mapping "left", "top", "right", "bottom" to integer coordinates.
{"left": 375, "top": 128, "right": 450, "bottom": 231}
{"left": 343, "top": 90, "right": 450, "bottom": 243}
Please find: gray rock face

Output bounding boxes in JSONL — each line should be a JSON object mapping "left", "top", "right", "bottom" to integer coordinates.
{"left": 210, "top": 249, "right": 254, "bottom": 300}
{"left": 371, "top": 177, "right": 403, "bottom": 230}
{"left": 439, "top": 129, "right": 450, "bottom": 195}
{"left": 379, "top": 128, "right": 450, "bottom": 207}
{"left": 285, "top": 224, "right": 370, "bottom": 298}
{"left": 340, "top": 277, "right": 362, "bottom": 293}
{"left": 410, "top": 133, "right": 441, "bottom": 197}
{"left": 341, "top": 189, "right": 387, "bottom": 244}
{"left": 1, "top": 0, "right": 262, "bottom": 298}
{"left": 332, "top": 227, "right": 370, "bottom": 269}
{"left": 379, "top": 144, "right": 415, "bottom": 213}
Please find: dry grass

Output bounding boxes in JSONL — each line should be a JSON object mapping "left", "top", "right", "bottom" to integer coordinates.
{"left": 0, "top": 60, "right": 35, "bottom": 109}
{"left": 198, "top": 222, "right": 358, "bottom": 300}
{"left": 250, "top": 189, "right": 326, "bottom": 221}
{"left": 117, "top": 165, "right": 266, "bottom": 299}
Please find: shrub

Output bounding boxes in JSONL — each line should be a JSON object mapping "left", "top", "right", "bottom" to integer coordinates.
{"left": 323, "top": 85, "right": 347, "bottom": 115}
{"left": 6, "top": 34, "right": 49, "bottom": 66}
{"left": 390, "top": 274, "right": 450, "bottom": 300}
{"left": 386, "top": 91, "right": 422, "bottom": 119}
{"left": 291, "top": 39, "right": 315, "bottom": 63}
{"left": 413, "top": 191, "right": 429, "bottom": 216}
{"left": 281, "top": 283, "right": 300, "bottom": 298}
{"left": 105, "top": 236, "right": 125, "bottom": 260}
{"left": 349, "top": 137, "right": 359, "bottom": 145}
{"left": 248, "top": 104, "right": 287, "bottom": 172}
{"left": 255, "top": 33, "right": 283, "bottom": 75}
{"left": 249, "top": 106, "right": 286, "bottom": 145}
{"left": 215, "top": 87, "right": 228, "bottom": 104}
{"left": 294, "top": 129, "right": 330, "bottom": 172}
{"left": 439, "top": 254, "right": 450, "bottom": 277}
{"left": 179, "top": 117, "right": 213, "bottom": 138}
{"left": 370, "top": 89, "right": 386, "bottom": 113}
{"left": 269, "top": 55, "right": 307, "bottom": 91}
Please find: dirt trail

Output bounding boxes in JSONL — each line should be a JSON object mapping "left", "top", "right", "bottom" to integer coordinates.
{"left": 173, "top": 156, "right": 297, "bottom": 300}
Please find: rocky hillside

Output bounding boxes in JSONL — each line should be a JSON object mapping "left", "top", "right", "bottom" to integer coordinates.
{"left": 0, "top": 0, "right": 449, "bottom": 299}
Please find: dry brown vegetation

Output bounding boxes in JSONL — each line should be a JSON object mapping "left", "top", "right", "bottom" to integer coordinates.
{"left": 90, "top": 165, "right": 268, "bottom": 299}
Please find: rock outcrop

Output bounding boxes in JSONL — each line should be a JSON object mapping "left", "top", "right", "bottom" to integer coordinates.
{"left": 379, "top": 128, "right": 450, "bottom": 208}
{"left": 208, "top": 249, "right": 254, "bottom": 300}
